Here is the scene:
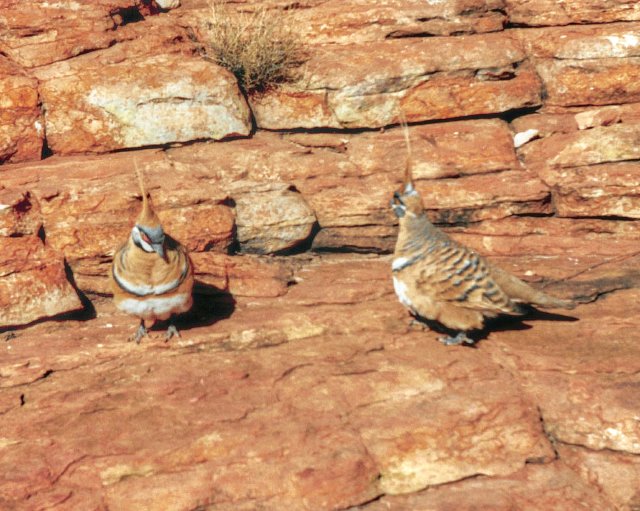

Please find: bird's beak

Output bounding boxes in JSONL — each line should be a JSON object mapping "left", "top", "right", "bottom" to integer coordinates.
{"left": 152, "top": 243, "right": 167, "bottom": 261}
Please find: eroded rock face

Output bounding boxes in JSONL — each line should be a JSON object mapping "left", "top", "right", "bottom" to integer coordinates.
{"left": 517, "top": 23, "right": 640, "bottom": 107}
{"left": 38, "top": 53, "right": 251, "bottom": 154}
{"left": 0, "top": 236, "right": 82, "bottom": 328}
{"left": 0, "top": 56, "right": 43, "bottom": 164}
{"left": 361, "top": 464, "right": 615, "bottom": 511}
{"left": 169, "top": 122, "right": 546, "bottom": 252}
{"left": 251, "top": 32, "right": 541, "bottom": 129}
{"left": 233, "top": 183, "right": 317, "bottom": 254}
{"left": 186, "top": 0, "right": 506, "bottom": 52}
{"left": 559, "top": 445, "right": 640, "bottom": 511}
{"left": 0, "top": 189, "right": 41, "bottom": 237}
{"left": 506, "top": 0, "right": 640, "bottom": 26}
{"left": 515, "top": 112, "right": 640, "bottom": 219}
{"left": 0, "top": 0, "right": 140, "bottom": 68}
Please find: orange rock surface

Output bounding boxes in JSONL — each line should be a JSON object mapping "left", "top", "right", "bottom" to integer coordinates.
{"left": 1, "top": 1, "right": 639, "bottom": 509}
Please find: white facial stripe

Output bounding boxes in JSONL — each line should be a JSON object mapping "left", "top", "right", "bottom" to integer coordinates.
{"left": 132, "top": 226, "right": 154, "bottom": 253}
{"left": 117, "top": 294, "right": 191, "bottom": 318}
{"left": 393, "top": 276, "right": 414, "bottom": 309}
{"left": 392, "top": 257, "right": 410, "bottom": 271}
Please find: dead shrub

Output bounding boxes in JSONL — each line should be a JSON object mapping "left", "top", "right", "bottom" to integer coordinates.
{"left": 202, "top": 2, "right": 305, "bottom": 95}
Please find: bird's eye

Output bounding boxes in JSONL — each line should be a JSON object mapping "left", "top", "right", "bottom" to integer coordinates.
{"left": 141, "top": 232, "right": 151, "bottom": 244}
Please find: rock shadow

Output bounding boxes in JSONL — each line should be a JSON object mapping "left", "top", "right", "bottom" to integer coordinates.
{"left": 410, "top": 306, "right": 578, "bottom": 347}
{"left": 148, "top": 281, "right": 237, "bottom": 334}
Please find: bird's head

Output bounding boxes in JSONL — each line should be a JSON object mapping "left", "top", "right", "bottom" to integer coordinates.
{"left": 391, "top": 180, "right": 425, "bottom": 219}
{"left": 132, "top": 220, "right": 166, "bottom": 260}
{"left": 131, "top": 159, "right": 167, "bottom": 260}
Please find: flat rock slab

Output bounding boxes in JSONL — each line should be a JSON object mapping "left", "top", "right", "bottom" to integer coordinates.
{"left": 539, "top": 162, "right": 640, "bottom": 219}
{"left": 514, "top": 120, "right": 640, "bottom": 219}
{"left": 0, "top": 236, "right": 82, "bottom": 328}
{"left": 38, "top": 53, "right": 251, "bottom": 154}
{"left": 516, "top": 23, "right": 640, "bottom": 107}
{"left": 250, "top": 32, "right": 541, "bottom": 129}
{"left": 0, "top": 0, "right": 152, "bottom": 68}
{"left": 287, "top": 0, "right": 507, "bottom": 42}
{"left": 1, "top": 255, "right": 638, "bottom": 509}
{"left": 559, "top": 445, "right": 640, "bottom": 510}
{"left": 506, "top": 0, "right": 640, "bottom": 26}
{"left": 188, "top": 0, "right": 506, "bottom": 46}
{"left": 359, "top": 463, "right": 615, "bottom": 510}
{"left": 520, "top": 123, "right": 640, "bottom": 169}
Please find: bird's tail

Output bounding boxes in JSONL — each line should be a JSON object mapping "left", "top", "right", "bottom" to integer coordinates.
{"left": 490, "top": 266, "right": 575, "bottom": 310}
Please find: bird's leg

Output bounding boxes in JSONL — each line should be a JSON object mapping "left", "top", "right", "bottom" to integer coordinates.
{"left": 439, "top": 332, "right": 475, "bottom": 346}
{"left": 130, "top": 319, "right": 149, "bottom": 344}
{"left": 165, "top": 324, "right": 180, "bottom": 342}
{"left": 409, "top": 318, "right": 428, "bottom": 330}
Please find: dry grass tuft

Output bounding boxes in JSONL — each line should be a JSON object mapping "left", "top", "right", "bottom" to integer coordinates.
{"left": 202, "top": 2, "right": 306, "bottom": 95}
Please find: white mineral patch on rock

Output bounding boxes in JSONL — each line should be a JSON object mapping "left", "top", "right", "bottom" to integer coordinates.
{"left": 513, "top": 129, "right": 540, "bottom": 148}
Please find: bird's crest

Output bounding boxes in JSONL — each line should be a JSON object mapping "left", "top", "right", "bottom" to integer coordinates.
{"left": 399, "top": 110, "right": 415, "bottom": 193}
{"left": 134, "top": 159, "right": 162, "bottom": 229}
{"left": 390, "top": 110, "right": 424, "bottom": 219}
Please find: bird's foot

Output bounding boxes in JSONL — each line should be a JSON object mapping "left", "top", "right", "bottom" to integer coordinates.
{"left": 130, "top": 323, "right": 149, "bottom": 344}
{"left": 165, "top": 324, "right": 180, "bottom": 342}
{"left": 438, "top": 332, "right": 475, "bottom": 346}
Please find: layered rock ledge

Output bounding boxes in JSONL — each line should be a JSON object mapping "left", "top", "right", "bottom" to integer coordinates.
{"left": 1, "top": 0, "right": 640, "bottom": 509}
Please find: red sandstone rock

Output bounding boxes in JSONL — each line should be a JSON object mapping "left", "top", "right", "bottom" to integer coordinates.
{"left": 169, "top": 123, "right": 543, "bottom": 252}
{"left": 0, "top": 188, "right": 41, "bottom": 237}
{"left": 536, "top": 58, "right": 640, "bottom": 107}
{"left": 481, "top": 286, "right": 640, "bottom": 471}
{"left": 0, "top": 151, "right": 235, "bottom": 294}
{"left": 510, "top": 104, "right": 640, "bottom": 142}
{"left": 520, "top": 123, "right": 640, "bottom": 169}
{"left": 0, "top": 56, "right": 43, "bottom": 164}
{"left": 511, "top": 108, "right": 640, "bottom": 218}
{"left": 519, "top": 23, "right": 640, "bottom": 60}
{"left": 515, "top": 24, "right": 640, "bottom": 107}
{"left": 539, "top": 162, "right": 640, "bottom": 219}
{"left": 449, "top": 216, "right": 640, "bottom": 259}
{"left": 289, "top": 0, "right": 506, "bottom": 43}
{"left": 250, "top": 33, "right": 541, "bottom": 129}
{"left": 194, "top": 0, "right": 506, "bottom": 45}
{"left": 0, "top": 0, "right": 156, "bottom": 68}
{"left": 0, "top": 255, "right": 556, "bottom": 509}
{"left": 506, "top": 0, "right": 640, "bottom": 26}
{"left": 0, "top": 236, "right": 82, "bottom": 328}
{"left": 2, "top": 254, "right": 637, "bottom": 509}
{"left": 524, "top": 368, "right": 640, "bottom": 454}
{"left": 559, "top": 445, "right": 640, "bottom": 511}
{"left": 192, "top": 252, "right": 294, "bottom": 298}
{"left": 360, "top": 463, "right": 615, "bottom": 510}
{"left": 37, "top": 53, "right": 251, "bottom": 154}
{"left": 232, "top": 183, "right": 317, "bottom": 254}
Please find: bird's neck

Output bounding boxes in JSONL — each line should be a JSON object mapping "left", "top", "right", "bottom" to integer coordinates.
{"left": 396, "top": 212, "right": 448, "bottom": 255}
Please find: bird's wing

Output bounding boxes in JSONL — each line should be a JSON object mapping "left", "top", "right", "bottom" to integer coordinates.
{"left": 415, "top": 243, "right": 524, "bottom": 316}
